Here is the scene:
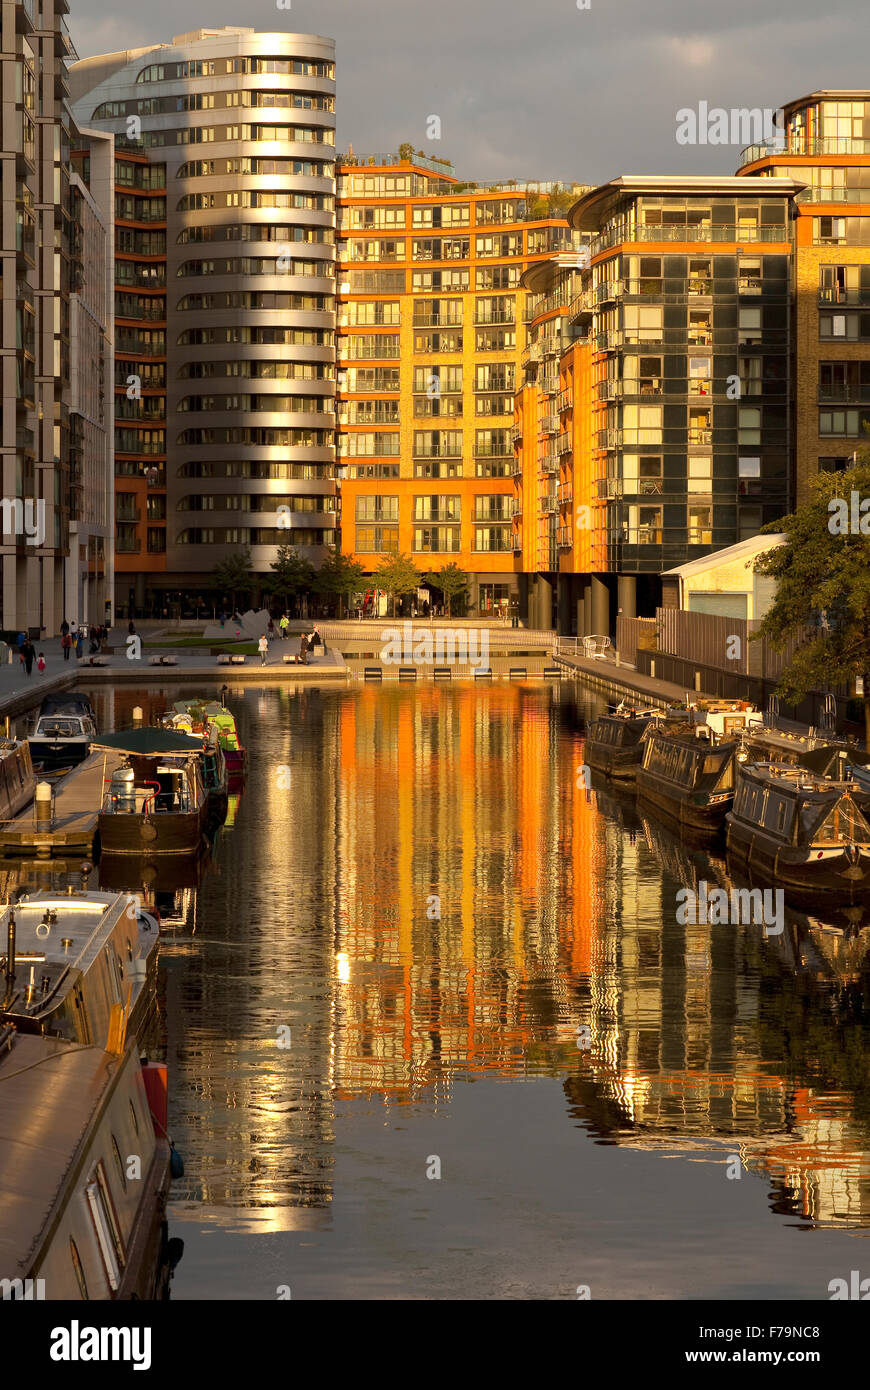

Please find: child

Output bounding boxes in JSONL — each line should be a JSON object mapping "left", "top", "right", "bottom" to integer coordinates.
{"left": 37, "top": 652, "right": 46, "bottom": 673}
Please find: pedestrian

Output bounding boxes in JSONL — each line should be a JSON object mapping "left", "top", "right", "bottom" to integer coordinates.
{"left": 310, "top": 625, "right": 321, "bottom": 652}
{"left": 16, "top": 631, "right": 25, "bottom": 653}
{"left": 258, "top": 634, "right": 268, "bottom": 666}
{"left": 267, "top": 617, "right": 275, "bottom": 641}
{"left": 75, "top": 632, "right": 83, "bottom": 660}
{"left": 220, "top": 610, "right": 226, "bottom": 628}
{"left": 23, "top": 641, "right": 34, "bottom": 676}
{"left": 279, "top": 613, "right": 289, "bottom": 640}
{"left": 60, "top": 618, "right": 69, "bottom": 638}
{"left": 37, "top": 651, "right": 45, "bottom": 673}
{"left": 299, "top": 633, "right": 308, "bottom": 666}
{"left": 61, "top": 631, "right": 72, "bottom": 662}
{"left": 128, "top": 618, "right": 136, "bottom": 636}
{"left": 69, "top": 619, "right": 77, "bottom": 641}
{"left": 18, "top": 643, "right": 26, "bottom": 675}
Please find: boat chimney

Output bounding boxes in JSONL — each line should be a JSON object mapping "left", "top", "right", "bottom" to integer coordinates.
{"left": 220, "top": 685, "right": 228, "bottom": 709}
{"left": 132, "top": 706, "right": 144, "bottom": 728}
{"left": 5, "top": 910, "right": 16, "bottom": 988}
{"left": 3, "top": 716, "right": 9, "bottom": 739}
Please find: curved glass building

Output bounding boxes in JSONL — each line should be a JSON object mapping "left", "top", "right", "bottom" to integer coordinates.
{"left": 70, "top": 26, "right": 337, "bottom": 610}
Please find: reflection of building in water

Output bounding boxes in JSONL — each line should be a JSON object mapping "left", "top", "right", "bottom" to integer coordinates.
{"left": 160, "top": 685, "right": 341, "bottom": 1227}
{"left": 332, "top": 684, "right": 606, "bottom": 1100}
{"left": 563, "top": 807, "right": 870, "bottom": 1227}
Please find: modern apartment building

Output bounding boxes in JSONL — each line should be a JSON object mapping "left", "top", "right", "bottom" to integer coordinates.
{"left": 68, "top": 127, "right": 113, "bottom": 625}
{"left": 738, "top": 92, "right": 870, "bottom": 505}
{"left": 70, "top": 26, "right": 337, "bottom": 614}
{"left": 335, "top": 153, "right": 586, "bottom": 615}
{"left": 514, "top": 175, "right": 802, "bottom": 632}
{"left": 1, "top": 0, "right": 88, "bottom": 634}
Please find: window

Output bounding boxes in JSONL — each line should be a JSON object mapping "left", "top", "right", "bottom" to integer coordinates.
{"left": 85, "top": 1163, "right": 125, "bottom": 1291}
{"left": 688, "top": 505, "right": 712, "bottom": 545}
{"left": 738, "top": 407, "right": 762, "bottom": 445}
{"left": 355, "top": 496, "right": 398, "bottom": 522}
{"left": 738, "top": 307, "right": 762, "bottom": 345}
{"left": 355, "top": 526, "right": 398, "bottom": 553}
{"left": 70, "top": 1239, "right": 88, "bottom": 1300}
{"left": 819, "top": 409, "right": 860, "bottom": 436}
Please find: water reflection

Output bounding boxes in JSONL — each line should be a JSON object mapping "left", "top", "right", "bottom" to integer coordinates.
{"left": 12, "top": 680, "right": 870, "bottom": 1257}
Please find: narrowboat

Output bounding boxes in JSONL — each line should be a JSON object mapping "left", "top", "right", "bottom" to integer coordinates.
{"left": 636, "top": 703, "right": 763, "bottom": 837}
{"left": 0, "top": 739, "right": 36, "bottom": 822}
{"left": 585, "top": 704, "right": 667, "bottom": 780}
{"left": 160, "top": 711, "right": 228, "bottom": 823}
{"left": 727, "top": 761, "right": 870, "bottom": 901}
{"left": 0, "top": 888, "right": 159, "bottom": 1044}
{"left": 166, "top": 697, "right": 246, "bottom": 780}
{"left": 94, "top": 729, "right": 210, "bottom": 856}
{"left": 0, "top": 1026, "right": 183, "bottom": 1300}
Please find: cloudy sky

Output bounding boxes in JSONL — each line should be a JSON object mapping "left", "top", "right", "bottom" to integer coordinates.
{"left": 69, "top": 0, "right": 866, "bottom": 185}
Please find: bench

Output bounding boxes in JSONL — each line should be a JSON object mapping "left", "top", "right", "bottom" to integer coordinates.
{"left": 542, "top": 666, "right": 562, "bottom": 679}
{"left": 433, "top": 666, "right": 452, "bottom": 681}
{"left": 509, "top": 668, "right": 527, "bottom": 680}
{"left": 398, "top": 667, "right": 417, "bottom": 681}
{"left": 148, "top": 655, "right": 178, "bottom": 666}
{"left": 230, "top": 654, "right": 246, "bottom": 665}
{"left": 473, "top": 668, "right": 493, "bottom": 680}
{"left": 363, "top": 666, "right": 382, "bottom": 682}
{"left": 86, "top": 655, "right": 111, "bottom": 667}
{"left": 216, "top": 653, "right": 231, "bottom": 665}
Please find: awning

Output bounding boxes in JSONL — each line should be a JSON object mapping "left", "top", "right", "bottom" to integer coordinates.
{"left": 91, "top": 728, "right": 205, "bottom": 757}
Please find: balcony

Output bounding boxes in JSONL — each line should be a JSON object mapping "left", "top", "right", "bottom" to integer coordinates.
{"left": 511, "top": 424, "right": 522, "bottom": 444}
{"left": 115, "top": 537, "right": 142, "bottom": 554}
{"left": 521, "top": 342, "right": 543, "bottom": 367}
{"left": 557, "top": 481, "right": 572, "bottom": 506}
{"left": 557, "top": 526, "right": 572, "bottom": 549}
{"left": 557, "top": 432, "right": 572, "bottom": 455}
{"left": 511, "top": 500, "right": 522, "bottom": 518}
{"left": 540, "top": 413, "right": 558, "bottom": 436}
{"left": 540, "top": 453, "right": 557, "bottom": 475}
{"left": 591, "top": 222, "right": 790, "bottom": 255}
{"left": 818, "top": 384, "right": 870, "bottom": 402}
{"left": 818, "top": 288, "right": 870, "bottom": 307}
{"left": 741, "top": 135, "right": 870, "bottom": 168}
{"left": 116, "top": 507, "right": 141, "bottom": 524}
{"left": 688, "top": 428, "right": 712, "bottom": 446}
{"left": 597, "top": 478, "right": 621, "bottom": 499}
{"left": 540, "top": 494, "right": 557, "bottom": 515}
{"left": 557, "top": 388, "right": 573, "bottom": 413}
{"left": 598, "top": 428, "right": 622, "bottom": 451}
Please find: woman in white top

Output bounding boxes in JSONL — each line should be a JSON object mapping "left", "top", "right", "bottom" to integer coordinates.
{"left": 258, "top": 634, "right": 268, "bottom": 666}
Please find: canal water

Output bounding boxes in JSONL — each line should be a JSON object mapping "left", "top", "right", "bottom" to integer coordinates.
{"left": 12, "top": 679, "right": 870, "bottom": 1299}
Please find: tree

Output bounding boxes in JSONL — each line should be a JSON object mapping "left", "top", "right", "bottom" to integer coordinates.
{"left": 266, "top": 544, "right": 313, "bottom": 613}
{"left": 313, "top": 547, "right": 367, "bottom": 617}
{"left": 211, "top": 547, "right": 252, "bottom": 615}
{"left": 752, "top": 458, "right": 870, "bottom": 748}
{"left": 376, "top": 551, "right": 422, "bottom": 617}
{"left": 397, "top": 142, "right": 415, "bottom": 162}
{"left": 424, "top": 562, "right": 469, "bottom": 617}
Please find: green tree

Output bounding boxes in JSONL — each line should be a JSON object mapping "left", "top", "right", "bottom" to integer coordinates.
{"left": 376, "top": 551, "right": 422, "bottom": 617}
{"left": 313, "top": 547, "right": 367, "bottom": 617}
{"left": 753, "top": 458, "right": 870, "bottom": 748}
{"left": 266, "top": 544, "right": 313, "bottom": 613}
{"left": 211, "top": 547, "right": 252, "bottom": 615}
{"left": 424, "top": 562, "right": 469, "bottom": 617}
{"left": 397, "top": 142, "right": 415, "bottom": 162}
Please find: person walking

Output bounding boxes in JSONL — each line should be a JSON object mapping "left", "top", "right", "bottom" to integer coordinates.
{"left": 60, "top": 618, "right": 69, "bottom": 639}
{"left": 61, "top": 630, "right": 72, "bottom": 662}
{"left": 36, "top": 651, "right": 46, "bottom": 673}
{"left": 75, "top": 631, "right": 83, "bottom": 660}
{"left": 128, "top": 618, "right": 136, "bottom": 637}
{"left": 298, "top": 633, "right": 308, "bottom": 666}
{"left": 69, "top": 619, "right": 77, "bottom": 643}
{"left": 279, "top": 613, "right": 289, "bottom": 640}
{"left": 23, "top": 640, "right": 34, "bottom": 676}
{"left": 258, "top": 633, "right": 268, "bottom": 666}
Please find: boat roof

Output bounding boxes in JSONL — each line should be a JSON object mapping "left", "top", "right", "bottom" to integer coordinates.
{"left": 741, "top": 762, "right": 869, "bottom": 799}
{"left": 0, "top": 891, "right": 149, "bottom": 1023}
{"left": 39, "top": 693, "right": 96, "bottom": 719}
{"left": 92, "top": 728, "right": 205, "bottom": 756}
{"left": 174, "top": 699, "right": 223, "bottom": 717}
{"left": 0, "top": 1031, "right": 132, "bottom": 1277}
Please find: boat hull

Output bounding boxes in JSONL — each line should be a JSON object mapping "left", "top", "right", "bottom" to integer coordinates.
{"left": 585, "top": 742, "right": 643, "bottom": 780}
{"left": 27, "top": 737, "right": 90, "bottom": 770}
{"left": 98, "top": 804, "right": 208, "bottom": 856}
{"left": 727, "top": 815, "right": 870, "bottom": 900}
{"left": 636, "top": 768, "right": 730, "bottom": 837}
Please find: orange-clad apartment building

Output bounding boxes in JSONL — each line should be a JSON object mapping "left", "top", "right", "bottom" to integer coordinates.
{"left": 335, "top": 153, "right": 587, "bottom": 617}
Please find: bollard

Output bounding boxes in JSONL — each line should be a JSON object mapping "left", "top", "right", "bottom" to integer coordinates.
{"left": 695, "top": 670, "right": 702, "bottom": 692}
{"left": 35, "top": 782, "right": 53, "bottom": 831}
{"left": 132, "top": 706, "right": 143, "bottom": 728}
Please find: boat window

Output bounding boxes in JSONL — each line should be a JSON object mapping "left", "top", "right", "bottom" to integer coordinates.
{"left": 104, "top": 945, "right": 123, "bottom": 1003}
{"left": 129, "top": 1099, "right": 139, "bottom": 1136}
{"left": 816, "top": 795, "right": 870, "bottom": 844}
{"left": 70, "top": 1237, "right": 88, "bottom": 1299}
{"left": 112, "top": 1135, "right": 127, "bottom": 1191}
{"left": 85, "top": 1163, "right": 125, "bottom": 1290}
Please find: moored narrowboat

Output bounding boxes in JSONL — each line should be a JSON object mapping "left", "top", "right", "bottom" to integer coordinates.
{"left": 727, "top": 761, "right": 870, "bottom": 901}
{"left": 585, "top": 705, "right": 665, "bottom": 780}
{"left": 636, "top": 703, "right": 763, "bottom": 837}
{"left": 95, "top": 729, "right": 210, "bottom": 856}
{"left": 0, "top": 740, "right": 37, "bottom": 822}
{"left": 28, "top": 694, "right": 98, "bottom": 771}
{"left": 0, "top": 889, "right": 159, "bottom": 1044}
{"left": 0, "top": 1026, "right": 183, "bottom": 1300}
{"left": 165, "top": 697, "right": 247, "bottom": 780}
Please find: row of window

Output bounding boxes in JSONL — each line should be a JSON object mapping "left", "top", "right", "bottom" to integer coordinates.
{"left": 354, "top": 526, "right": 512, "bottom": 553}
{"left": 355, "top": 495, "right": 511, "bottom": 521}
{"left": 177, "top": 224, "right": 334, "bottom": 246}
{"left": 134, "top": 58, "right": 335, "bottom": 83}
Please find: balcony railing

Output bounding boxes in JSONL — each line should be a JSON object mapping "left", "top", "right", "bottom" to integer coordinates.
{"left": 818, "top": 288, "right": 870, "bottom": 306}
{"left": 739, "top": 136, "right": 870, "bottom": 168}
{"left": 557, "top": 432, "right": 571, "bottom": 455}
{"left": 591, "top": 222, "right": 790, "bottom": 255}
{"left": 115, "top": 537, "right": 142, "bottom": 553}
{"left": 557, "top": 388, "right": 573, "bottom": 413}
{"left": 818, "top": 384, "right": 870, "bottom": 402}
